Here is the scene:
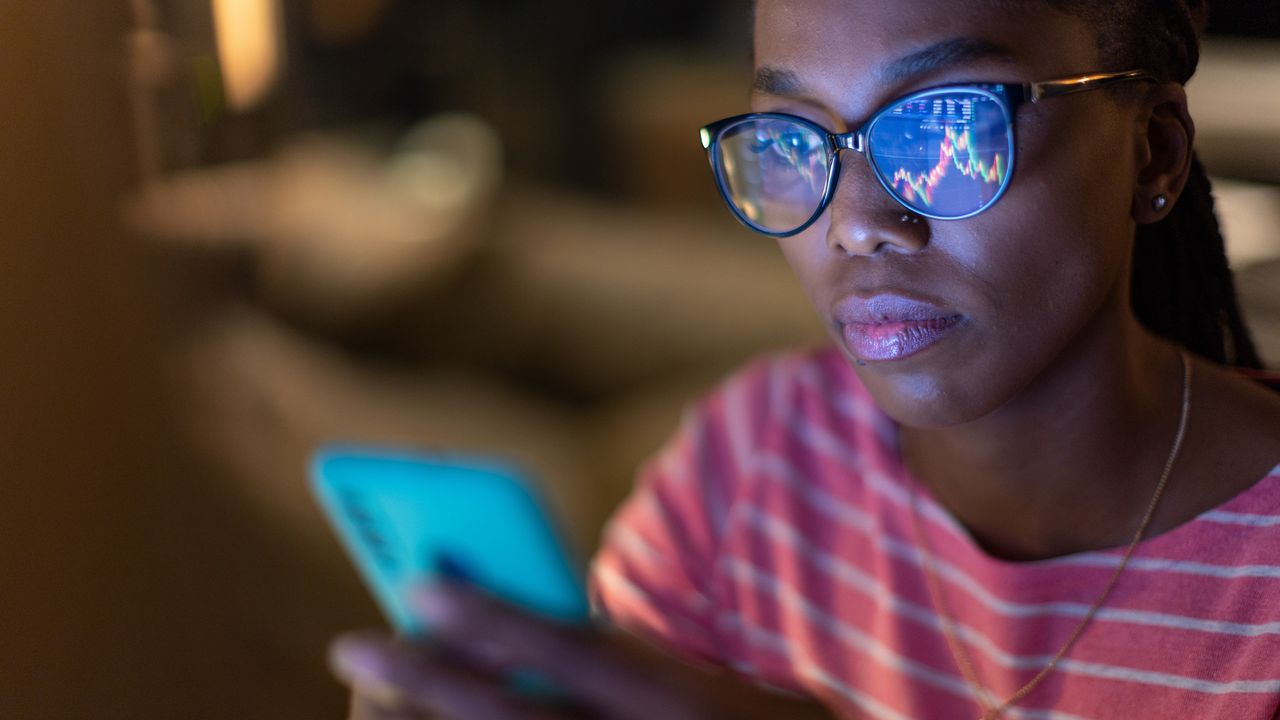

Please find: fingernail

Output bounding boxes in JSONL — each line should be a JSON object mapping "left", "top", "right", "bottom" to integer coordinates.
{"left": 329, "top": 636, "right": 387, "bottom": 682}
{"left": 328, "top": 636, "right": 410, "bottom": 710}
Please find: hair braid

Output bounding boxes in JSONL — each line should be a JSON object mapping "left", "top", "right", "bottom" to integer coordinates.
{"left": 1132, "top": 156, "right": 1263, "bottom": 367}
{"left": 1126, "top": 0, "right": 1264, "bottom": 368}
{"left": 1050, "top": 0, "right": 1264, "bottom": 368}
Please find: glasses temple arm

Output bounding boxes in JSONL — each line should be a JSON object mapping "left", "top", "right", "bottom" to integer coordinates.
{"left": 1026, "top": 70, "right": 1159, "bottom": 102}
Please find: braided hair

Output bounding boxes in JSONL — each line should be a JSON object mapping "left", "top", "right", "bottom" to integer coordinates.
{"left": 1046, "top": 0, "right": 1263, "bottom": 368}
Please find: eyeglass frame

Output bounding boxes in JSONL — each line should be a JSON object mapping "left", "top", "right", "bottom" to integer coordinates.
{"left": 699, "top": 69, "right": 1159, "bottom": 236}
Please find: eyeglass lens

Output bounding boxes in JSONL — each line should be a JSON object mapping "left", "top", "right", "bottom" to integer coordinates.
{"left": 868, "top": 90, "right": 1011, "bottom": 219}
{"left": 713, "top": 89, "right": 1014, "bottom": 233}
{"left": 716, "top": 117, "right": 831, "bottom": 234}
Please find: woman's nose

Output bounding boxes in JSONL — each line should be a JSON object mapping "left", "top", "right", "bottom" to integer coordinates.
{"left": 824, "top": 160, "right": 929, "bottom": 257}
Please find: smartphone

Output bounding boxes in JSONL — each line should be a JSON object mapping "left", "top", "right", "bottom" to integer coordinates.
{"left": 310, "top": 445, "right": 590, "bottom": 636}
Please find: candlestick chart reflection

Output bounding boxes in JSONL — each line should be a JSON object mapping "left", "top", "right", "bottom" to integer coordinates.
{"left": 869, "top": 92, "right": 1012, "bottom": 217}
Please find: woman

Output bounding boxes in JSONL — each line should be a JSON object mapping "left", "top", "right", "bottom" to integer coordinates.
{"left": 330, "top": 1, "right": 1280, "bottom": 717}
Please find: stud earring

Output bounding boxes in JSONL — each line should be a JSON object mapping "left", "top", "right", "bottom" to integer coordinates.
{"left": 1153, "top": 195, "right": 1169, "bottom": 211}
{"left": 899, "top": 213, "right": 921, "bottom": 224}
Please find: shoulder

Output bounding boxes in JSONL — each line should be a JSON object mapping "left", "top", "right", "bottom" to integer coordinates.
{"left": 1192, "top": 359, "right": 1280, "bottom": 464}
{"left": 1158, "top": 358, "right": 1280, "bottom": 537}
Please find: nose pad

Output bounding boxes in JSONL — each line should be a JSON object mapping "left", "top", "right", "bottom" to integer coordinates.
{"left": 824, "top": 157, "right": 929, "bottom": 257}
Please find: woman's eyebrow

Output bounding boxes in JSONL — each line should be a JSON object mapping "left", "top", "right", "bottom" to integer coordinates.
{"left": 878, "top": 37, "right": 1014, "bottom": 84}
{"left": 752, "top": 66, "right": 804, "bottom": 96}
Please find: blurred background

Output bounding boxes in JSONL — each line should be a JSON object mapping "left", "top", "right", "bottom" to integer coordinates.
{"left": 2, "top": 1, "right": 1279, "bottom": 717}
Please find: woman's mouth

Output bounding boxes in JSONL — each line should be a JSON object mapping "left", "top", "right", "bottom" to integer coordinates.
{"left": 835, "top": 294, "right": 967, "bottom": 363}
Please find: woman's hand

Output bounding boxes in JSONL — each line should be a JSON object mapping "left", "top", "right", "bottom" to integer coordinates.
{"left": 330, "top": 583, "right": 836, "bottom": 720}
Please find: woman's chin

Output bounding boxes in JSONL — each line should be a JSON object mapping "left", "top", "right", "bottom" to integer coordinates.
{"left": 850, "top": 358, "right": 1007, "bottom": 430}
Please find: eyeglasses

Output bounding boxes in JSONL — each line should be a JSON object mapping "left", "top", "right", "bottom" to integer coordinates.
{"left": 699, "top": 69, "right": 1157, "bottom": 236}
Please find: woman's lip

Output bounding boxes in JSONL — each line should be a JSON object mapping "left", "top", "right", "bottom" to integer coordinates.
{"left": 842, "top": 315, "right": 966, "bottom": 362}
{"left": 833, "top": 294, "right": 966, "bottom": 362}
{"left": 833, "top": 293, "right": 959, "bottom": 325}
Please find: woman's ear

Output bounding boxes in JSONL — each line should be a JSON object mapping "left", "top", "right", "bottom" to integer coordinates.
{"left": 1131, "top": 82, "right": 1195, "bottom": 225}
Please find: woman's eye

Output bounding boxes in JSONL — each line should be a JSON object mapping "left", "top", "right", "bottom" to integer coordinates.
{"left": 774, "top": 131, "right": 817, "bottom": 160}
{"left": 749, "top": 130, "right": 805, "bottom": 155}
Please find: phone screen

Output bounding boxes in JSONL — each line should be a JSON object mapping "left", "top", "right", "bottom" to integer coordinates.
{"left": 310, "top": 446, "right": 590, "bottom": 636}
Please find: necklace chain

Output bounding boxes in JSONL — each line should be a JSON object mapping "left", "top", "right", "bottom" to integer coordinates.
{"left": 907, "top": 351, "right": 1193, "bottom": 719}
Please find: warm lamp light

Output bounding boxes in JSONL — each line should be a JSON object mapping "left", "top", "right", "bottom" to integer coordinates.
{"left": 211, "top": 0, "right": 283, "bottom": 112}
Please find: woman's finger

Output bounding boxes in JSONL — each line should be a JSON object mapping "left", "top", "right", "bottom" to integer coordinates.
{"left": 330, "top": 631, "right": 541, "bottom": 720}
{"left": 409, "top": 585, "right": 836, "bottom": 720}
{"left": 349, "top": 691, "right": 424, "bottom": 720}
{"left": 410, "top": 585, "right": 684, "bottom": 717}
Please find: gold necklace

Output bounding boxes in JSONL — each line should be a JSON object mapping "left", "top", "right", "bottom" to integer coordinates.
{"left": 907, "top": 351, "right": 1192, "bottom": 720}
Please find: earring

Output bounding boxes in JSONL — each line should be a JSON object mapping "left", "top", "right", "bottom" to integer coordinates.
{"left": 899, "top": 213, "right": 921, "bottom": 225}
{"left": 1153, "top": 194, "right": 1169, "bottom": 211}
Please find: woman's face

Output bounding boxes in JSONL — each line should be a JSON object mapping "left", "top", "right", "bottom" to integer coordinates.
{"left": 754, "top": 0, "right": 1145, "bottom": 428}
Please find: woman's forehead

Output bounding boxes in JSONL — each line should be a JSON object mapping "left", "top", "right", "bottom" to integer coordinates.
{"left": 753, "top": 0, "right": 1101, "bottom": 118}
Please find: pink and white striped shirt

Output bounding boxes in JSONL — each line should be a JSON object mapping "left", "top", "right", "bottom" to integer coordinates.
{"left": 590, "top": 347, "right": 1280, "bottom": 719}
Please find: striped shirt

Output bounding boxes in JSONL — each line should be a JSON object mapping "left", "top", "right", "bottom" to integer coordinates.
{"left": 589, "top": 347, "right": 1280, "bottom": 719}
